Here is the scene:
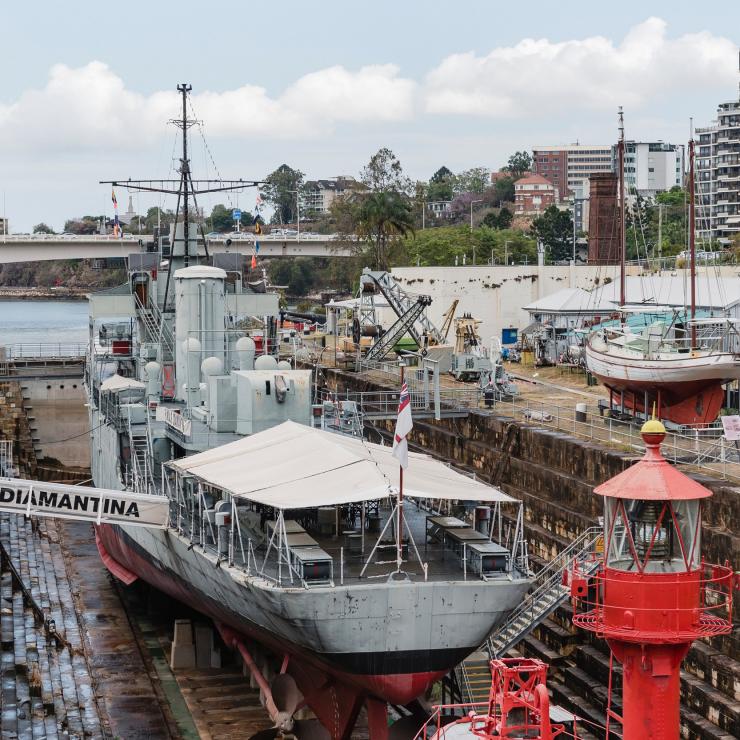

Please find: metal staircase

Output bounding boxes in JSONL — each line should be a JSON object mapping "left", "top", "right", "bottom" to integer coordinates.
{"left": 127, "top": 418, "right": 151, "bottom": 494}
{"left": 364, "top": 295, "right": 432, "bottom": 362}
{"left": 134, "top": 294, "right": 175, "bottom": 362}
{"left": 457, "top": 527, "right": 603, "bottom": 702}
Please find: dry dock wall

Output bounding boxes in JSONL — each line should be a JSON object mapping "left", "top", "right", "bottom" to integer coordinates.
{"left": 388, "top": 264, "right": 740, "bottom": 348}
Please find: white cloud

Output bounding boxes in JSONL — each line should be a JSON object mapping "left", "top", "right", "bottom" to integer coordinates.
{"left": 0, "top": 61, "right": 416, "bottom": 153}
{"left": 423, "top": 17, "right": 737, "bottom": 117}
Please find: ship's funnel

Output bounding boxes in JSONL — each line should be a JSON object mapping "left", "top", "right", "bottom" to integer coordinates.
{"left": 174, "top": 265, "right": 226, "bottom": 402}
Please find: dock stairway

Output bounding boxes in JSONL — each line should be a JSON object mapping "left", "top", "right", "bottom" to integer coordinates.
{"left": 457, "top": 526, "right": 603, "bottom": 703}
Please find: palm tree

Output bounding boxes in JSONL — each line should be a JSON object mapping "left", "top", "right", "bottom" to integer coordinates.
{"left": 357, "top": 191, "right": 415, "bottom": 271}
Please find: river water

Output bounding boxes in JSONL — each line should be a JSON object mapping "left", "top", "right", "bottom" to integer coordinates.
{"left": 0, "top": 300, "right": 88, "bottom": 349}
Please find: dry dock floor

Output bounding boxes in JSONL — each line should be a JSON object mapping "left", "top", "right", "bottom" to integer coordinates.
{"left": 0, "top": 513, "right": 282, "bottom": 739}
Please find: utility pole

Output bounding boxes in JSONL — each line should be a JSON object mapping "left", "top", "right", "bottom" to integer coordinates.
{"left": 288, "top": 190, "right": 301, "bottom": 241}
{"left": 505, "top": 240, "right": 511, "bottom": 265}
{"left": 469, "top": 199, "right": 482, "bottom": 232}
{"left": 657, "top": 202, "right": 663, "bottom": 268}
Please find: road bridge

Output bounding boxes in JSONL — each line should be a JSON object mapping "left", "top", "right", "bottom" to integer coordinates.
{"left": 0, "top": 234, "right": 357, "bottom": 264}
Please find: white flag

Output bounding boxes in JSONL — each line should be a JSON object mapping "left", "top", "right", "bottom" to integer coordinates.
{"left": 392, "top": 382, "right": 413, "bottom": 469}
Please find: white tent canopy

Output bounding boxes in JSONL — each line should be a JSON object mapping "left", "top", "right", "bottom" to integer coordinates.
{"left": 168, "top": 420, "right": 515, "bottom": 509}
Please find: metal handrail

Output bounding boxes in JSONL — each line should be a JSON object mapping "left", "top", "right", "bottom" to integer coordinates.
{"left": 3, "top": 343, "right": 87, "bottom": 359}
{"left": 486, "top": 526, "right": 603, "bottom": 658}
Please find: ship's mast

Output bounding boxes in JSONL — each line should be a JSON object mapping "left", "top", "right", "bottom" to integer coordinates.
{"left": 100, "top": 83, "right": 264, "bottom": 303}
{"left": 618, "top": 107, "right": 626, "bottom": 308}
{"left": 175, "top": 83, "right": 193, "bottom": 267}
{"left": 689, "top": 122, "right": 697, "bottom": 347}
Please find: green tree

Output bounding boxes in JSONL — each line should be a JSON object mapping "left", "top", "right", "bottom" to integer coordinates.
{"left": 64, "top": 218, "right": 98, "bottom": 235}
{"left": 357, "top": 191, "right": 415, "bottom": 271}
{"left": 361, "top": 148, "right": 412, "bottom": 194}
{"left": 493, "top": 176, "right": 515, "bottom": 205}
{"left": 403, "top": 225, "right": 536, "bottom": 266}
{"left": 530, "top": 205, "right": 573, "bottom": 262}
{"left": 428, "top": 166, "right": 454, "bottom": 201}
{"left": 144, "top": 207, "right": 175, "bottom": 233}
{"left": 452, "top": 167, "right": 490, "bottom": 195}
{"left": 625, "top": 188, "right": 687, "bottom": 260}
{"left": 33, "top": 223, "right": 55, "bottom": 234}
{"left": 261, "top": 164, "right": 305, "bottom": 224}
{"left": 482, "top": 207, "right": 513, "bottom": 230}
{"left": 209, "top": 204, "right": 236, "bottom": 232}
{"left": 505, "top": 151, "right": 532, "bottom": 179}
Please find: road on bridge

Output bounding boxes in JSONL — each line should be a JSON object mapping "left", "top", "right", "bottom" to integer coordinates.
{"left": 0, "top": 234, "right": 357, "bottom": 263}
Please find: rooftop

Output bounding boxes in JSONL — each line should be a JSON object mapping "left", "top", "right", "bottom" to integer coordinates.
{"left": 515, "top": 174, "right": 555, "bottom": 187}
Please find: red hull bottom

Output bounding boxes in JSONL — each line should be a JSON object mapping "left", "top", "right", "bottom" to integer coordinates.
{"left": 602, "top": 380, "right": 726, "bottom": 426}
{"left": 95, "top": 525, "right": 446, "bottom": 712}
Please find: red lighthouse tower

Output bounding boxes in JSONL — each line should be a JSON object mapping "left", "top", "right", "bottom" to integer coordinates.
{"left": 570, "top": 419, "right": 734, "bottom": 739}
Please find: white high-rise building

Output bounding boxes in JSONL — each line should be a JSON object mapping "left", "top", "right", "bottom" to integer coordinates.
{"left": 612, "top": 141, "right": 685, "bottom": 197}
{"left": 696, "top": 96, "right": 740, "bottom": 246}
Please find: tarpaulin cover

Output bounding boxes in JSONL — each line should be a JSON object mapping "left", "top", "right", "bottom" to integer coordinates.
{"left": 168, "top": 420, "right": 515, "bottom": 509}
{"left": 100, "top": 374, "right": 146, "bottom": 392}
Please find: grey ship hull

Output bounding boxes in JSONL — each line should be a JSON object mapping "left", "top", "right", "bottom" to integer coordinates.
{"left": 90, "top": 419, "right": 530, "bottom": 704}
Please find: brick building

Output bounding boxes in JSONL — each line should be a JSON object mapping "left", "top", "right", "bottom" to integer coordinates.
{"left": 532, "top": 145, "right": 613, "bottom": 198}
{"left": 588, "top": 173, "right": 621, "bottom": 264}
{"left": 513, "top": 175, "right": 558, "bottom": 215}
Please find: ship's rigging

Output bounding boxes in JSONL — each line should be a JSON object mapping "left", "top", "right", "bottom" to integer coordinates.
{"left": 100, "top": 82, "right": 264, "bottom": 304}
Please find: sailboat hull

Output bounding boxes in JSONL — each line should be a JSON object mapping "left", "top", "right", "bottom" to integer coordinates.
{"left": 585, "top": 343, "right": 738, "bottom": 424}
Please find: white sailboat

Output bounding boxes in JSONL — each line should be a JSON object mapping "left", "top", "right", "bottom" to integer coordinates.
{"left": 585, "top": 113, "right": 740, "bottom": 425}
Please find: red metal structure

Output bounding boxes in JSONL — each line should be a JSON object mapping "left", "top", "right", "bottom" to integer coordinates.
{"left": 570, "top": 418, "right": 734, "bottom": 739}
{"left": 414, "top": 657, "right": 574, "bottom": 739}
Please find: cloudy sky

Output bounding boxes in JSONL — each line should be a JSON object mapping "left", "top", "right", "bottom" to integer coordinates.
{"left": 1, "top": 1, "right": 738, "bottom": 231}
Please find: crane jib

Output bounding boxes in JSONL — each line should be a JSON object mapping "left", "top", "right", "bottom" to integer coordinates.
{"left": 0, "top": 477, "right": 169, "bottom": 528}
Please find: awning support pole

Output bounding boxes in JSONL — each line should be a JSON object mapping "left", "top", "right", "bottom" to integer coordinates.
{"left": 360, "top": 495, "right": 397, "bottom": 578}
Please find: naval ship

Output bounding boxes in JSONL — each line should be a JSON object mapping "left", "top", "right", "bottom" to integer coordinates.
{"left": 86, "top": 84, "right": 532, "bottom": 735}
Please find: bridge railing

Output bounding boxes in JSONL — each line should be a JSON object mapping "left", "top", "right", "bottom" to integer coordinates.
{"left": 2, "top": 343, "right": 88, "bottom": 359}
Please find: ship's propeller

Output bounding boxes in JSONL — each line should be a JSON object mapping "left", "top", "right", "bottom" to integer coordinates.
{"left": 272, "top": 673, "right": 303, "bottom": 727}
{"left": 248, "top": 673, "right": 330, "bottom": 740}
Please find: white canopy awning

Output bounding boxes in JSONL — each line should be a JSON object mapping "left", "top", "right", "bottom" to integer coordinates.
{"left": 168, "top": 420, "right": 515, "bottom": 509}
{"left": 100, "top": 374, "right": 146, "bottom": 392}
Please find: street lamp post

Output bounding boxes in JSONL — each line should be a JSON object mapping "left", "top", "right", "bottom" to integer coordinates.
{"left": 288, "top": 190, "right": 301, "bottom": 242}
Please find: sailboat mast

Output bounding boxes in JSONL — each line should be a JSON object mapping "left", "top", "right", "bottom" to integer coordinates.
{"left": 177, "top": 83, "right": 193, "bottom": 267}
{"left": 618, "top": 107, "right": 626, "bottom": 307}
{"left": 689, "top": 129, "right": 697, "bottom": 347}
